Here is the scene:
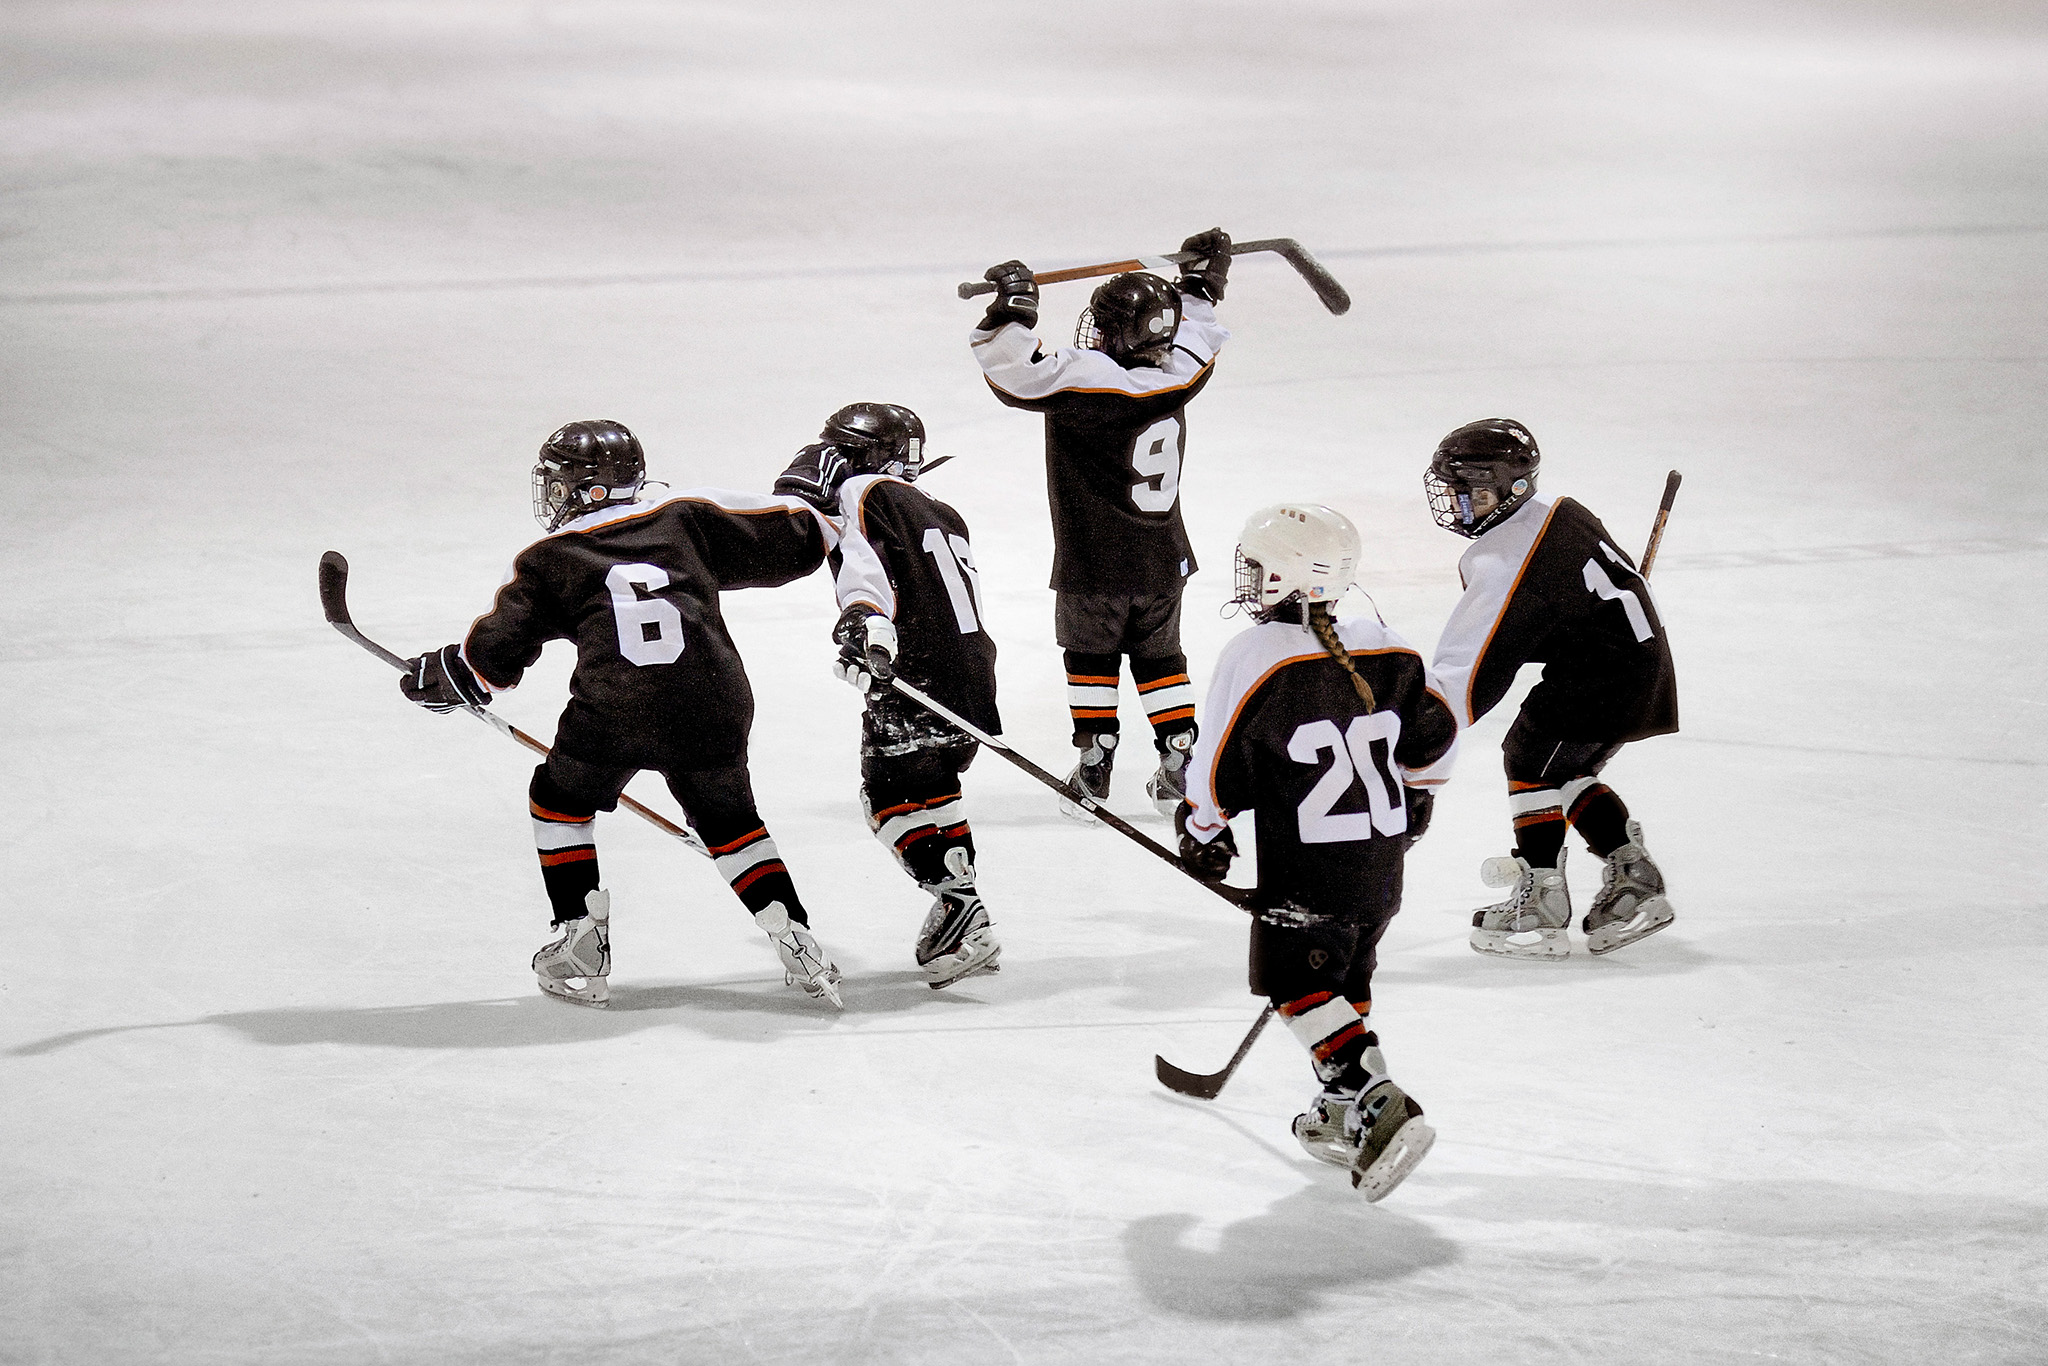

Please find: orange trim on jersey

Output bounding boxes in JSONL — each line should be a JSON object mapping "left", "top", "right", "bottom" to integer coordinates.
{"left": 730, "top": 861, "right": 786, "bottom": 893}
{"left": 982, "top": 358, "right": 1215, "bottom": 406}
{"left": 1136, "top": 674, "right": 1190, "bottom": 693}
{"left": 1065, "top": 674, "right": 1119, "bottom": 686}
{"left": 538, "top": 848, "right": 596, "bottom": 867}
{"left": 1465, "top": 501, "right": 1562, "bottom": 725}
{"left": 1147, "top": 705, "right": 1196, "bottom": 724}
{"left": 707, "top": 827, "right": 769, "bottom": 856}
{"left": 530, "top": 802, "right": 595, "bottom": 824}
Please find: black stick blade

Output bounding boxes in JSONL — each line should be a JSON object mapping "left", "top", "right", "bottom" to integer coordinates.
{"left": 1155, "top": 1054, "right": 1233, "bottom": 1100}
{"left": 318, "top": 550, "right": 352, "bottom": 627}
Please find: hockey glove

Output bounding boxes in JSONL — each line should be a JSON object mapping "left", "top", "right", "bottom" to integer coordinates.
{"left": 831, "top": 605, "right": 899, "bottom": 694}
{"left": 979, "top": 260, "right": 1039, "bottom": 330}
{"left": 1175, "top": 227, "right": 1231, "bottom": 303}
{"left": 774, "top": 442, "right": 851, "bottom": 512}
{"left": 1403, "top": 786, "right": 1434, "bottom": 849}
{"left": 1175, "top": 803, "right": 1238, "bottom": 883}
{"left": 400, "top": 644, "right": 490, "bottom": 713}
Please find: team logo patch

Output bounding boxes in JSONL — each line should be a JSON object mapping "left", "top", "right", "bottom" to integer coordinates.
{"left": 1308, "top": 948, "right": 1329, "bottom": 970}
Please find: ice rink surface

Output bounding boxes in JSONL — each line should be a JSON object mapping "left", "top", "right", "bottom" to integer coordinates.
{"left": 3, "top": 1, "right": 2045, "bottom": 1361}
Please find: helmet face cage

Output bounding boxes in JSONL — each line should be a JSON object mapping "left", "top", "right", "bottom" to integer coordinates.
{"left": 1424, "top": 419, "right": 1539, "bottom": 537}
{"left": 531, "top": 421, "right": 645, "bottom": 531}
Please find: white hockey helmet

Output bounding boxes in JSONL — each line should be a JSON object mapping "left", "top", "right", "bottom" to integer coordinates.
{"left": 1234, "top": 503, "right": 1360, "bottom": 615}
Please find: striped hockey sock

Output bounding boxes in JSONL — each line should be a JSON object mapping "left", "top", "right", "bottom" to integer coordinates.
{"left": 1278, "top": 991, "right": 1375, "bottom": 1084}
{"left": 1561, "top": 775, "right": 1631, "bottom": 857}
{"left": 1130, "top": 653, "right": 1196, "bottom": 747}
{"left": 703, "top": 825, "right": 809, "bottom": 924}
{"left": 1508, "top": 779, "right": 1568, "bottom": 868}
{"left": 1063, "top": 650, "right": 1121, "bottom": 742}
{"left": 865, "top": 786, "right": 974, "bottom": 887}
{"left": 530, "top": 798, "right": 600, "bottom": 924}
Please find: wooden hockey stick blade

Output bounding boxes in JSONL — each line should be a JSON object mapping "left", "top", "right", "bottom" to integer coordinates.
{"left": 957, "top": 238, "right": 1351, "bottom": 315}
{"left": 318, "top": 551, "right": 706, "bottom": 853}
{"left": 1155, "top": 1004, "right": 1276, "bottom": 1099}
{"left": 1639, "top": 470, "right": 1682, "bottom": 578}
{"left": 885, "top": 677, "right": 1255, "bottom": 913}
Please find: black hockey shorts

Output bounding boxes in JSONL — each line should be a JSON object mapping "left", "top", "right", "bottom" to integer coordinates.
{"left": 1501, "top": 711, "right": 1625, "bottom": 786}
{"left": 860, "top": 690, "right": 978, "bottom": 762}
{"left": 1054, "top": 587, "right": 1184, "bottom": 658}
{"left": 1248, "top": 904, "right": 1398, "bottom": 1006}
{"left": 535, "top": 749, "right": 766, "bottom": 850}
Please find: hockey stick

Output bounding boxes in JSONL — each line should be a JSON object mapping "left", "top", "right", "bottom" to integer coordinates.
{"left": 1640, "top": 470, "right": 1681, "bottom": 577}
{"left": 1154, "top": 1004, "right": 1276, "bottom": 1100}
{"left": 884, "top": 678, "right": 1255, "bottom": 913}
{"left": 317, "top": 550, "right": 708, "bottom": 854}
{"left": 957, "top": 238, "right": 1352, "bottom": 316}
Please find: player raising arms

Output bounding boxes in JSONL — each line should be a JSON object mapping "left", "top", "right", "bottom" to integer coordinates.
{"left": 1425, "top": 418, "right": 1679, "bottom": 960}
{"left": 774, "top": 404, "right": 1003, "bottom": 989}
{"left": 1176, "top": 505, "right": 1458, "bottom": 1200}
{"left": 970, "top": 230, "right": 1232, "bottom": 820}
{"left": 398, "top": 420, "right": 845, "bottom": 1009}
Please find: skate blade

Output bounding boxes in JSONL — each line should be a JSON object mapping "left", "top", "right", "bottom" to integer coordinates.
{"left": 1144, "top": 777, "right": 1184, "bottom": 818}
{"left": 1058, "top": 796, "right": 1101, "bottom": 826}
{"left": 1292, "top": 1127, "right": 1355, "bottom": 1171}
{"left": 924, "top": 942, "right": 1002, "bottom": 990}
{"left": 1351, "top": 1117, "right": 1435, "bottom": 1202}
{"left": 1586, "top": 899, "right": 1675, "bottom": 955}
{"left": 538, "top": 976, "right": 610, "bottom": 1009}
{"left": 788, "top": 971, "right": 845, "bottom": 1010}
{"left": 1469, "top": 927, "right": 1571, "bottom": 960}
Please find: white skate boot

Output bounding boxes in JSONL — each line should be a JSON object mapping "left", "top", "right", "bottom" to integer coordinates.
{"left": 1291, "top": 1064, "right": 1435, "bottom": 1202}
{"left": 1582, "top": 820, "right": 1675, "bottom": 955}
{"left": 1144, "top": 731, "right": 1195, "bottom": 817}
{"left": 533, "top": 888, "right": 611, "bottom": 1008}
{"left": 1059, "top": 732, "right": 1116, "bottom": 825}
{"left": 1469, "top": 849, "right": 1572, "bottom": 960}
{"left": 755, "top": 902, "right": 843, "bottom": 1009}
{"left": 914, "top": 847, "right": 1001, "bottom": 989}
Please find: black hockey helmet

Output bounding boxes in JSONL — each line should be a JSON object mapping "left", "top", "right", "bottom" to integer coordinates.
{"left": 1077, "top": 272, "right": 1182, "bottom": 368}
{"left": 820, "top": 402, "right": 926, "bottom": 480}
{"left": 532, "top": 419, "right": 646, "bottom": 531}
{"left": 1424, "top": 418, "right": 1540, "bottom": 538}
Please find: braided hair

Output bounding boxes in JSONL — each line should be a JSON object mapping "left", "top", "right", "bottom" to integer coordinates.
{"left": 1306, "top": 602, "right": 1375, "bottom": 711}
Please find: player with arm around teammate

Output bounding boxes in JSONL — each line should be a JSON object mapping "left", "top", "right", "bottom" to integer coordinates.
{"left": 1425, "top": 418, "right": 1679, "bottom": 961}
{"left": 1175, "top": 504, "right": 1459, "bottom": 1200}
{"left": 398, "top": 420, "right": 845, "bottom": 1009}
{"left": 774, "top": 404, "right": 1003, "bottom": 989}
{"left": 970, "top": 229, "right": 1232, "bottom": 820}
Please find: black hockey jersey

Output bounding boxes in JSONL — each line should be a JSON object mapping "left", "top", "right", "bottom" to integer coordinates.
{"left": 970, "top": 294, "right": 1230, "bottom": 595}
{"left": 1183, "top": 615, "right": 1459, "bottom": 916}
{"left": 830, "top": 474, "right": 1001, "bottom": 734}
{"left": 462, "top": 491, "right": 833, "bottom": 769}
{"left": 1431, "top": 495, "right": 1679, "bottom": 743}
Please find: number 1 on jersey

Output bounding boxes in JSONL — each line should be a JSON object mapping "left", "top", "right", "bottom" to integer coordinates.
{"left": 922, "top": 527, "right": 984, "bottom": 634}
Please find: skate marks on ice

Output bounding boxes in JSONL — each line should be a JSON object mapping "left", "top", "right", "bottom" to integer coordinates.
{"left": 1123, "top": 1186, "right": 1458, "bottom": 1321}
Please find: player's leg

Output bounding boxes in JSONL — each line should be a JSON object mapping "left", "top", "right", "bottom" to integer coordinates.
{"left": 1127, "top": 590, "right": 1197, "bottom": 816}
{"left": 1257, "top": 910, "right": 1433, "bottom": 1200}
{"left": 1468, "top": 714, "right": 1582, "bottom": 960}
{"left": 1055, "top": 591, "right": 1129, "bottom": 821}
{"left": 860, "top": 715, "right": 999, "bottom": 988}
{"left": 664, "top": 763, "right": 842, "bottom": 1007}
{"left": 527, "top": 753, "right": 632, "bottom": 1008}
{"left": 1558, "top": 762, "right": 1676, "bottom": 954}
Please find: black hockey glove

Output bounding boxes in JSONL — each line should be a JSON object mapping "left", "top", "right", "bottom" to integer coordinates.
{"left": 831, "top": 605, "right": 899, "bottom": 694}
{"left": 1403, "top": 786, "right": 1435, "bottom": 849}
{"left": 774, "top": 442, "right": 851, "bottom": 512}
{"left": 400, "top": 644, "right": 490, "bottom": 713}
{"left": 1175, "top": 803, "right": 1237, "bottom": 882}
{"left": 979, "top": 260, "right": 1039, "bottom": 330}
{"left": 1175, "top": 227, "right": 1231, "bottom": 303}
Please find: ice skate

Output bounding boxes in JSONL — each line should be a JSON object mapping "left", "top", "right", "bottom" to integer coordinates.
{"left": 533, "top": 888, "right": 611, "bottom": 1008}
{"left": 1469, "top": 849, "right": 1572, "bottom": 960}
{"left": 915, "top": 885, "right": 1001, "bottom": 989}
{"left": 1144, "top": 731, "right": 1195, "bottom": 817}
{"left": 755, "top": 902, "right": 843, "bottom": 1009}
{"left": 1582, "top": 820, "right": 1675, "bottom": 955}
{"left": 1344, "top": 1079, "right": 1435, "bottom": 1201}
{"left": 1059, "top": 732, "right": 1116, "bottom": 825}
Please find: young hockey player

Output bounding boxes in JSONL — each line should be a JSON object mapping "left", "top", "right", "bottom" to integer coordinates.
{"left": 1175, "top": 504, "right": 1458, "bottom": 1201}
{"left": 398, "top": 419, "right": 845, "bottom": 1009}
{"left": 970, "top": 229, "right": 1232, "bottom": 821}
{"left": 1425, "top": 418, "right": 1679, "bottom": 960}
{"left": 773, "top": 403, "right": 1003, "bottom": 989}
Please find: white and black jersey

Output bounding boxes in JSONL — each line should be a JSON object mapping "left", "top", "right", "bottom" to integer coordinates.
{"left": 463, "top": 491, "right": 834, "bottom": 770}
{"left": 970, "top": 294, "right": 1230, "bottom": 595}
{"left": 1431, "top": 495, "right": 1678, "bottom": 742}
{"left": 1183, "top": 616, "right": 1459, "bottom": 916}
{"left": 831, "top": 474, "right": 1000, "bottom": 735}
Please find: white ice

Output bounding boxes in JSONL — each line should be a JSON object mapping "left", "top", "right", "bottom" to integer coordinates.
{"left": 3, "top": 2, "right": 2045, "bottom": 1361}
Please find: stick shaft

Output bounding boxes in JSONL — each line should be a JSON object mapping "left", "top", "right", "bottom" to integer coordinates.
{"left": 1640, "top": 470, "right": 1682, "bottom": 577}
{"left": 957, "top": 238, "right": 1350, "bottom": 315}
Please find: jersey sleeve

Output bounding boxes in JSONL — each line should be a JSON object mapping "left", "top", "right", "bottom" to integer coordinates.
{"left": 461, "top": 551, "right": 557, "bottom": 692}
{"left": 1431, "top": 505, "right": 1557, "bottom": 727}
{"left": 830, "top": 476, "right": 898, "bottom": 618}
{"left": 1396, "top": 669, "right": 1461, "bottom": 787}
{"left": 970, "top": 319, "right": 1220, "bottom": 418}
{"left": 1173, "top": 292, "right": 1230, "bottom": 365}
{"left": 1181, "top": 633, "right": 1264, "bottom": 844}
{"left": 675, "top": 490, "right": 836, "bottom": 590}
